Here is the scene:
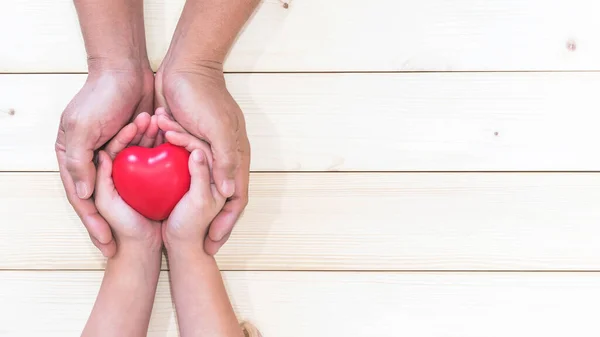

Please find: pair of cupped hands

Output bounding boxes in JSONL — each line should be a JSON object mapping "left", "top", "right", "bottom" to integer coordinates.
{"left": 95, "top": 108, "right": 225, "bottom": 254}
{"left": 55, "top": 63, "right": 250, "bottom": 257}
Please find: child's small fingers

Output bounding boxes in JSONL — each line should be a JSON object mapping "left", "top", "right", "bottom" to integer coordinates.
{"left": 139, "top": 115, "right": 159, "bottom": 147}
{"left": 155, "top": 107, "right": 171, "bottom": 119}
{"left": 131, "top": 112, "right": 151, "bottom": 145}
{"left": 95, "top": 151, "right": 115, "bottom": 198}
{"left": 157, "top": 114, "right": 187, "bottom": 133}
{"left": 154, "top": 130, "right": 165, "bottom": 147}
{"left": 188, "top": 149, "right": 213, "bottom": 201}
{"left": 105, "top": 123, "right": 138, "bottom": 159}
{"left": 166, "top": 131, "right": 215, "bottom": 176}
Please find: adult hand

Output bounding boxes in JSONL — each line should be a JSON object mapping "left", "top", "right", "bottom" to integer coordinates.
{"left": 55, "top": 68, "right": 154, "bottom": 257}
{"left": 155, "top": 65, "right": 250, "bottom": 255}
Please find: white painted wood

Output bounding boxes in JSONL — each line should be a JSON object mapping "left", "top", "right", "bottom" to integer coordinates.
{"left": 2, "top": 271, "right": 600, "bottom": 336}
{"left": 3, "top": 172, "right": 600, "bottom": 270}
{"left": 3, "top": 73, "right": 600, "bottom": 171}
{"left": 1, "top": 0, "right": 599, "bottom": 72}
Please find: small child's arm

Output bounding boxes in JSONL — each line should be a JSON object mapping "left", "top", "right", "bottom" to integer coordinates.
{"left": 81, "top": 239, "right": 161, "bottom": 337}
{"left": 162, "top": 143, "right": 244, "bottom": 337}
{"left": 82, "top": 113, "right": 163, "bottom": 337}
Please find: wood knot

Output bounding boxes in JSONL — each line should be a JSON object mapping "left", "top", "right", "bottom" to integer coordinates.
{"left": 6, "top": 108, "right": 15, "bottom": 116}
{"left": 279, "top": 0, "right": 289, "bottom": 8}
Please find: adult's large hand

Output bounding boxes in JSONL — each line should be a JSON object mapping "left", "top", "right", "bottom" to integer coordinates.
{"left": 56, "top": 69, "right": 154, "bottom": 257}
{"left": 155, "top": 65, "right": 250, "bottom": 255}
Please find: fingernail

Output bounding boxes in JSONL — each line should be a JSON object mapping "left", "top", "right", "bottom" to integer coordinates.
{"left": 76, "top": 182, "right": 88, "bottom": 198}
{"left": 192, "top": 150, "right": 204, "bottom": 163}
{"left": 221, "top": 179, "right": 235, "bottom": 197}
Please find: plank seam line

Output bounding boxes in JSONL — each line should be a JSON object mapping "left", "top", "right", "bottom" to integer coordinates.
{"left": 4, "top": 269, "right": 600, "bottom": 273}
{"left": 4, "top": 70, "right": 600, "bottom": 75}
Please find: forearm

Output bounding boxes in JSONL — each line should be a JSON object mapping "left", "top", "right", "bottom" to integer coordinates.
{"left": 164, "top": 0, "right": 260, "bottom": 68}
{"left": 73, "top": 0, "right": 151, "bottom": 72}
{"left": 82, "top": 244, "right": 162, "bottom": 337}
{"left": 167, "top": 245, "right": 243, "bottom": 337}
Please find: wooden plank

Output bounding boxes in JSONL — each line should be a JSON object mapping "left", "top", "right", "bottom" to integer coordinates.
{"left": 3, "top": 172, "right": 600, "bottom": 271}
{"left": 2, "top": 271, "right": 600, "bottom": 336}
{"left": 4, "top": 73, "right": 600, "bottom": 172}
{"left": 1, "top": 0, "right": 599, "bottom": 72}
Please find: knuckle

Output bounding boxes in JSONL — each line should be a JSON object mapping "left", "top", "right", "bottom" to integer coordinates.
{"left": 62, "top": 112, "right": 81, "bottom": 130}
{"left": 65, "top": 154, "right": 85, "bottom": 172}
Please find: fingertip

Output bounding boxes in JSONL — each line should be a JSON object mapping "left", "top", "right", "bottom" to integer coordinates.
{"left": 85, "top": 214, "right": 113, "bottom": 245}
{"left": 192, "top": 149, "right": 205, "bottom": 163}
{"left": 220, "top": 178, "right": 235, "bottom": 198}
{"left": 103, "top": 241, "right": 117, "bottom": 258}
{"left": 91, "top": 236, "right": 117, "bottom": 258}
{"left": 155, "top": 107, "right": 168, "bottom": 116}
{"left": 204, "top": 232, "right": 231, "bottom": 255}
{"left": 134, "top": 111, "right": 151, "bottom": 130}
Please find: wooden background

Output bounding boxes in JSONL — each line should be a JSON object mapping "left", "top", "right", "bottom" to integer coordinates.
{"left": 2, "top": 0, "right": 600, "bottom": 335}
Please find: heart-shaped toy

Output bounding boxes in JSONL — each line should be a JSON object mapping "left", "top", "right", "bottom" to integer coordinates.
{"left": 112, "top": 143, "right": 191, "bottom": 221}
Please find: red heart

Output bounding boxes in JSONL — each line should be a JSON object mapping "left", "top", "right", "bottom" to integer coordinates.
{"left": 112, "top": 143, "right": 191, "bottom": 221}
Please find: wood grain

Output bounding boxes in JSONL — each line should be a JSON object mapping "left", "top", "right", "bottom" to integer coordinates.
{"left": 1, "top": 0, "right": 599, "bottom": 72}
{"left": 4, "top": 73, "right": 600, "bottom": 171}
{"left": 3, "top": 271, "right": 600, "bottom": 336}
{"left": 4, "top": 172, "right": 600, "bottom": 271}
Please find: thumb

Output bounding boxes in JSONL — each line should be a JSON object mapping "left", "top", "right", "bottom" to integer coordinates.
{"left": 188, "top": 149, "right": 213, "bottom": 202}
{"left": 65, "top": 134, "right": 96, "bottom": 199}
{"left": 95, "top": 151, "right": 114, "bottom": 199}
{"left": 210, "top": 134, "right": 239, "bottom": 198}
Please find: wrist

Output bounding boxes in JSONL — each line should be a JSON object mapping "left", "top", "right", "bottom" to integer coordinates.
{"left": 112, "top": 240, "right": 163, "bottom": 265}
{"left": 87, "top": 56, "right": 152, "bottom": 78}
{"left": 165, "top": 240, "right": 212, "bottom": 264}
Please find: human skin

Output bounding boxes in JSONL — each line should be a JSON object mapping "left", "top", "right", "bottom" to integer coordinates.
{"left": 63, "top": 0, "right": 260, "bottom": 257}
{"left": 56, "top": 0, "right": 154, "bottom": 258}
{"left": 82, "top": 114, "right": 162, "bottom": 337}
{"left": 163, "top": 147, "right": 244, "bottom": 337}
{"left": 155, "top": 0, "right": 261, "bottom": 255}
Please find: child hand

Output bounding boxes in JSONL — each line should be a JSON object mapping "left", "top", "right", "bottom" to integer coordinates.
{"left": 162, "top": 148, "right": 226, "bottom": 251}
{"left": 155, "top": 108, "right": 227, "bottom": 251}
{"left": 94, "top": 113, "right": 163, "bottom": 252}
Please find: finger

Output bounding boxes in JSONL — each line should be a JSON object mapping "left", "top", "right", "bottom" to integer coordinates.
{"left": 207, "top": 196, "right": 246, "bottom": 246}
{"left": 95, "top": 151, "right": 115, "bottom": 198}
{"left": 139, "top": 115, "right": 159, "bottom": 147}
{"left": 207, "top": 152, "right": 249, "bottom": 245}
{"left": 64, "top": 130, "right": 97, "bottom": 199}
{"left": 104, "top": 123, "right": 138, "bottom": 159}
{"left": 188, "top": 149, "right": 213, "bottom": 201}
{"left": 155, "top": 130, "right": 165, "bottom": 147}
{"left": 157, "top": 114, "right": 187, "bottom": 133}
{"left": 91, "top": 235, "right": 117, "bottom": 258}
{"left": 204, "top": 232, "right": 231, "bottom": 255}
{"left": 131, "top": 112, "right": 151, "bottom": 145}
{"left": 165, "top": 131, "right": 212, "bottom": 157}
{"left": 209, "top": 133, "right": 240, "bottom": 198}
{"left": 58, "top": 150, "right": 114, "bottom": 246}
{"left": 165, "top": 131, "right": 214, "bottom": 180}
{"left": 154, "top": 107, "right": 171, "bottom": 119}
{"left": 57, "top": 128, "right": 115, "bottom": 256}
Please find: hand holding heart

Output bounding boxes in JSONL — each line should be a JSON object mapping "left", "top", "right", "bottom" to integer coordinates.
{"left": 95, "top": 112, "right": 225, "bottom": 251}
